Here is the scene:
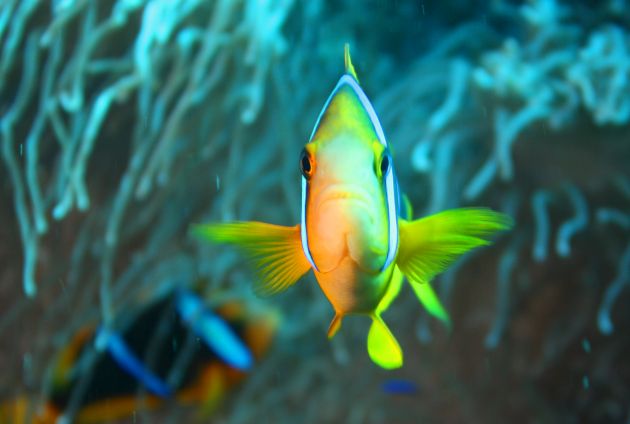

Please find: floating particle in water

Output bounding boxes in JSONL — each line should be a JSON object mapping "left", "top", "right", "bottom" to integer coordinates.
{"left": 582, "top": 338, "right": 591, "bottom": 353}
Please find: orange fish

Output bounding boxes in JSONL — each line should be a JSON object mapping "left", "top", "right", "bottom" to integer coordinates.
{"left": 0, "top": 290, "right": 278, "bottom": 423}
{"left": 193, "top": 45, "right": 512, "bottom": 369}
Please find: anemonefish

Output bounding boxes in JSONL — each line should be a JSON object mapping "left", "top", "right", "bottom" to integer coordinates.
{"left": 193, "top": 45, "right": 512, "bottom": 369}
{"left": 0, "top": 289, "right": 278, "bottom": 423}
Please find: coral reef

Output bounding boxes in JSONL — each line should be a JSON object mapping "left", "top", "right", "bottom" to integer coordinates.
{"left": 0, "top": 0, "right": 629, "bottom": 422}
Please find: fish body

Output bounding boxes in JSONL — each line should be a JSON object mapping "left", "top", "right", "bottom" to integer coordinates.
{"left": 303, "top": 67, "right": 398, "bottom": 319}
{"left": 194, "top": 45, "right": 512, "bottom": 369}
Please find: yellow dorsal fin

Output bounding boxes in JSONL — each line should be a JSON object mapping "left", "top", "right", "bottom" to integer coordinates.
{"left": 344, "top": 43, "right": 359, "bottom": 83}
{"left": 397, "top": 208, "right": 513, "bottom": 323}
{"left": 192, "top": 222, "right": 311, "bottom": 296}
{"left": 401, "top": 193, "right": 413, "bottom": 221}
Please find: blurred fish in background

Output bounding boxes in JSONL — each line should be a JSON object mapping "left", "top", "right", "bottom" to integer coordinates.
{"left": 0, "top": 0, "right": 629, "bottom": 423}
{"left": 0, "top": 288, "right": 278, "bottom": 423}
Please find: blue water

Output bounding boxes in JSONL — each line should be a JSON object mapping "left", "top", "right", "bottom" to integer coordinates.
{"left": 0, "top": 0, "right": 629, "bottom": 422}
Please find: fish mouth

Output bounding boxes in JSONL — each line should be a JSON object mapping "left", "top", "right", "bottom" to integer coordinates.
{"left": 312, "top": 236, "right": 383, "bottom": 276}
{"left": 315, "top": 248, "right": 382, "bottom": 276}
{"left": 309, "top": 183, "right": 385, "bottom": 274}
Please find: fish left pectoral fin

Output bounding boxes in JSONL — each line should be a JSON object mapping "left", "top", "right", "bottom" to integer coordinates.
{"left": 397, "top": 208, "right": 512, "bottom": 325}
{"left": 191, "top": 222, "right": 311, "bottom": 296}
{"left": 367, "top": 315, "right": 403, "bottom": 370}
{"left": 397, "top": 208, "right": 513, "bottom": 284}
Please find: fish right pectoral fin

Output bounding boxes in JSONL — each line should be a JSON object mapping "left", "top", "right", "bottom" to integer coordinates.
{"left": 191, "top": 222, "right": 311, "bottom": 296}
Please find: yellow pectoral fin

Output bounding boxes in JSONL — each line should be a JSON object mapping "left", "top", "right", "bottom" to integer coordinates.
{"left": 367, "top": 315, "right": 403, "bottom": 370}
{"left": 397, "top": 208, "right": 511, "bottom": 324}
{"left": 398, "top": 208, "right": 512, "bottom": 283}
{"left": 191, "top": 222, "right": 311, "bottom": 296}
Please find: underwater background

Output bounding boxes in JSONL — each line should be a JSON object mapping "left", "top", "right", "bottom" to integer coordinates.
{"left": 1, "top": 0, "right": 629, "bottom": 422}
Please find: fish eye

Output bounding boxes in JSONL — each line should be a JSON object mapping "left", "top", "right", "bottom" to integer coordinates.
{"left": 379, "top": 152, "right": 391, "bottom": 176}
{"left": 300, "top": 149, "right": 313, "bottom": 178}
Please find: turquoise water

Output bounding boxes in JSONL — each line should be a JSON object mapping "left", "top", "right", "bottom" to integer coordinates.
{"left": 0, "top": 1, "right": 629, "bottom": 422}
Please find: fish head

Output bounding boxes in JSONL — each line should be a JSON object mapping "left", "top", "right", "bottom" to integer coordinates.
{"left": 300, "top": 69, "right": 399, "bottom": 276}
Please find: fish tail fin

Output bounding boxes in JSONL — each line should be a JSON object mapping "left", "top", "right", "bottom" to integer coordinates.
{"left": 367, "top": 314, "right": 403, "bottom": 370}
{"left": 397, "top": 208, "right": 512, "bottom": 324}
{"left": 191, "top": 222, "right": 311, "bottom": 296}
{"left": 327, "top": 313, "right": 343, "bottom": 339}
{"left": 344, "top": 43, "right": 359, "bottom": 83}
